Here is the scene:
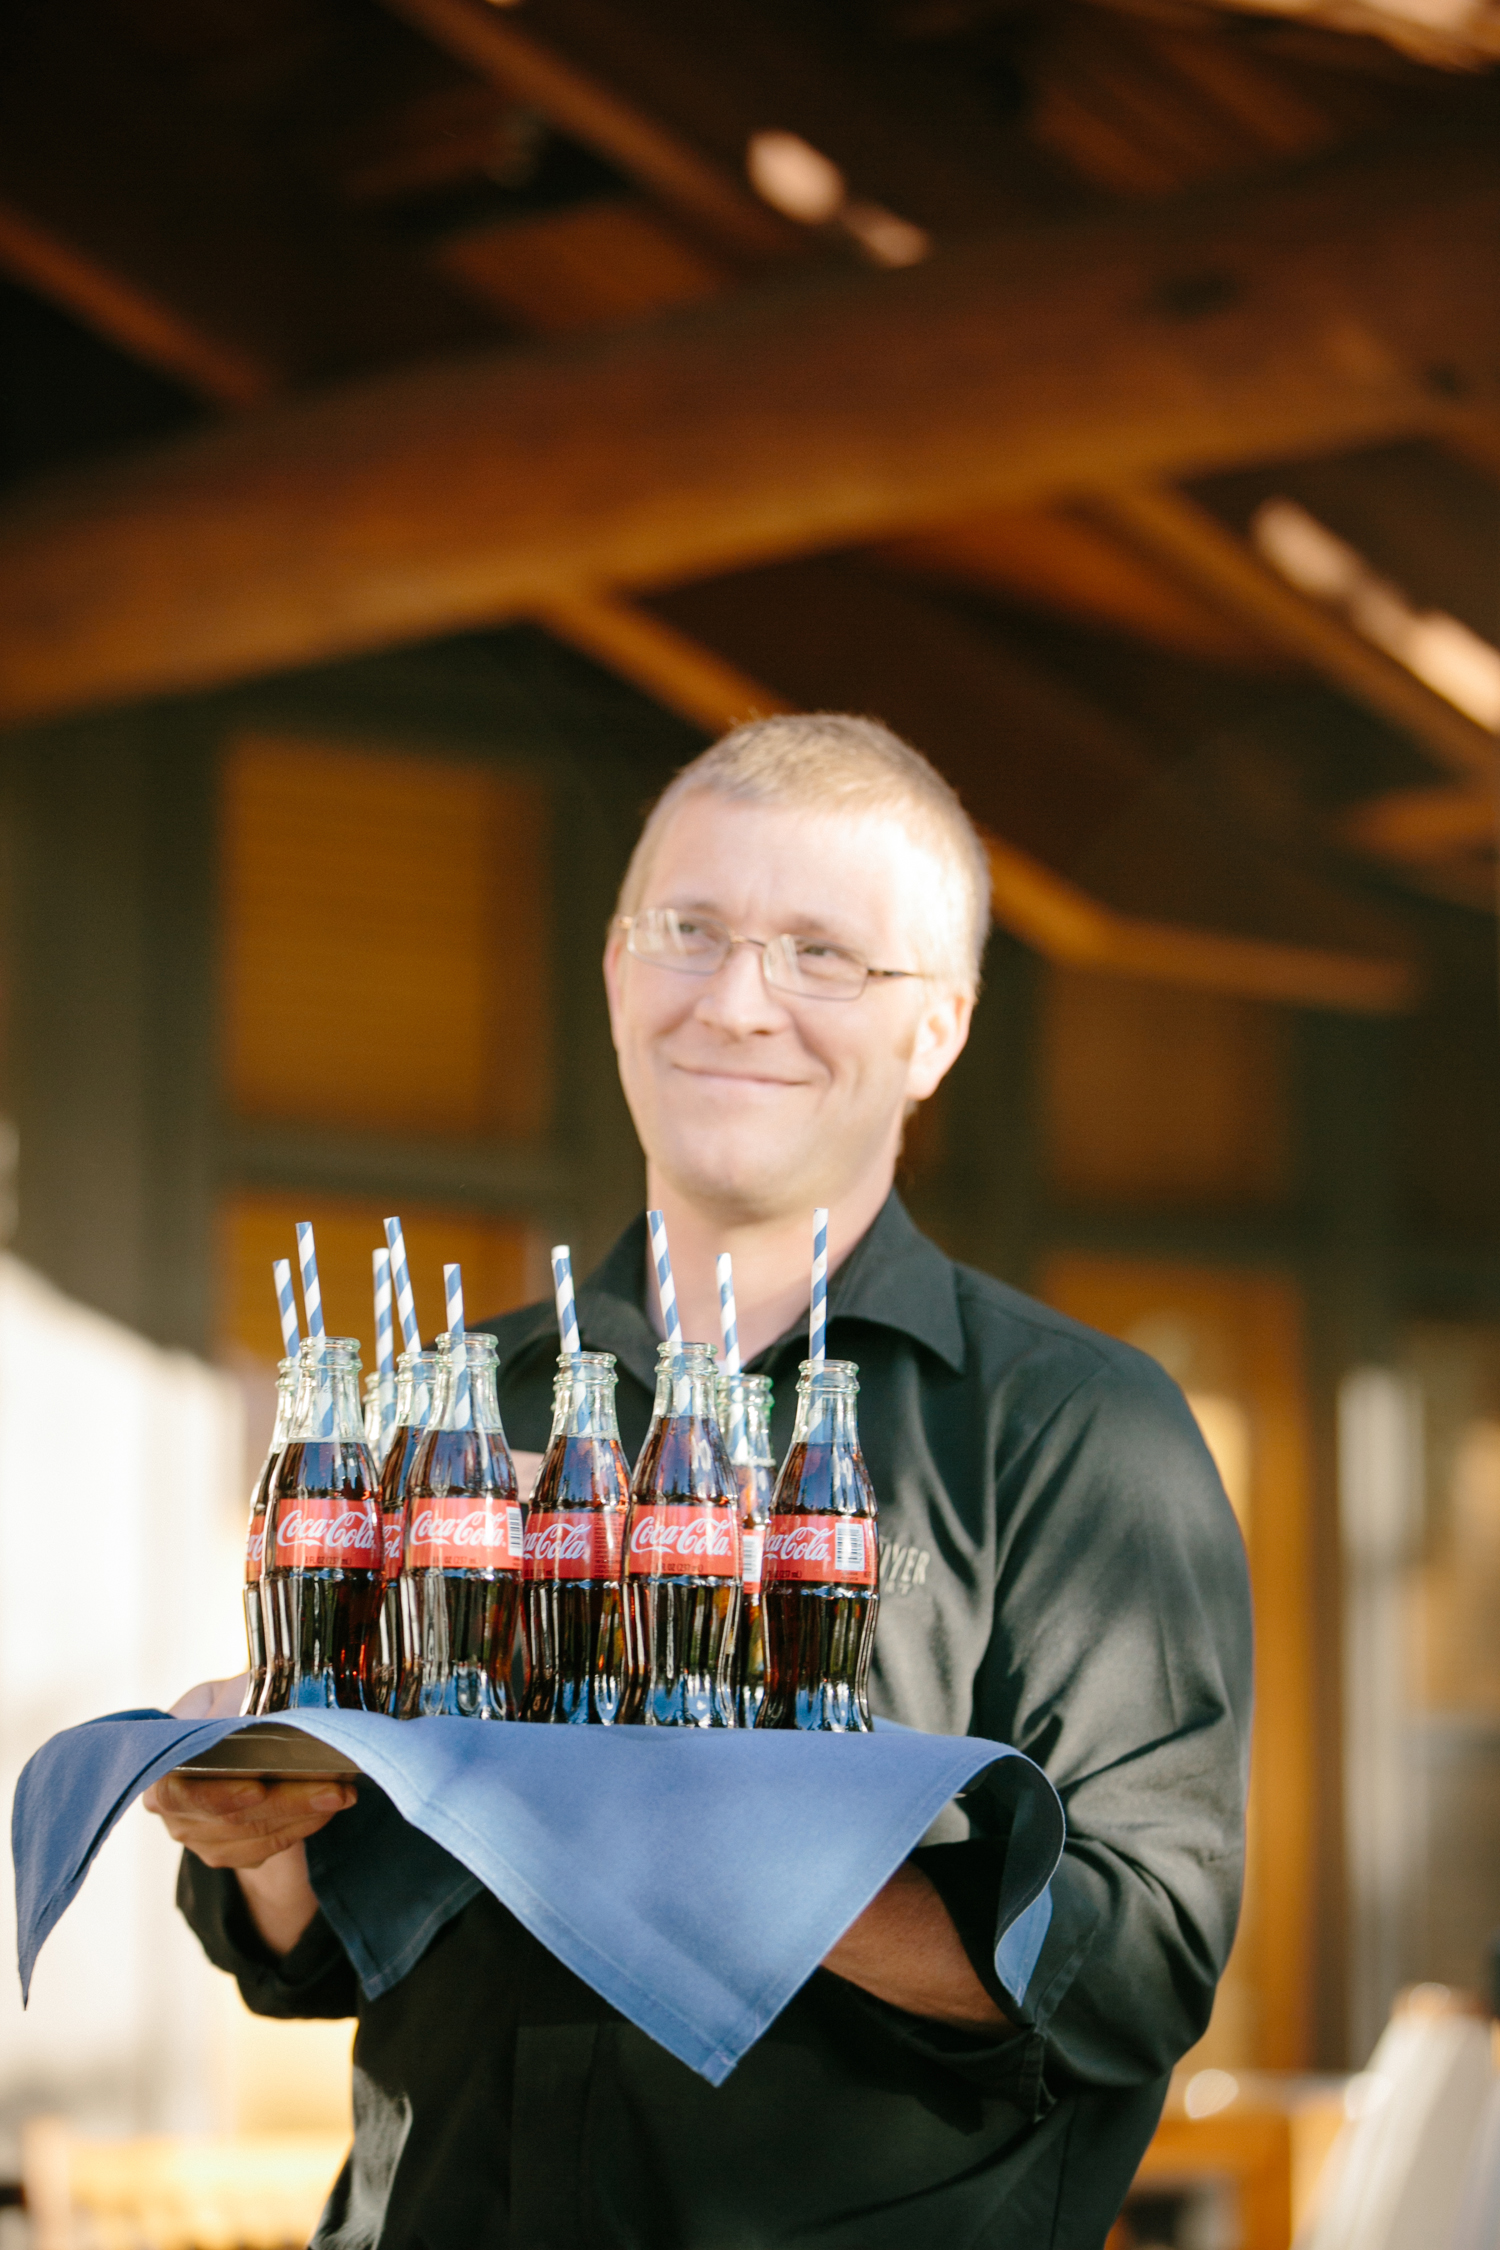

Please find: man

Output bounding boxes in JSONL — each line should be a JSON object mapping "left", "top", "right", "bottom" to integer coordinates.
{"left": 149, "top": 714, "right": 1251, "bottom": 2248}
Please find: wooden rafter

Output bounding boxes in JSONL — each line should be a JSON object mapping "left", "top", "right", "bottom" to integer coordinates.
{"left": 0, "top": 137, "right": 1495, "bottom": 727}
{"left": 1341, "top": 784, "right": 1496, "bottom": 864}
{"left": 375, "top": 0, "right": 796, "bottom": 265}
{"left": 537, "top": 590, "right": 1416, "bottom": 1013}
{"left": 1089, "top": 481, "right": 1500, "bottom": 783}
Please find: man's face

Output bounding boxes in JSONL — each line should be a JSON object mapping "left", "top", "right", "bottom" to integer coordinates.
{"left": 603, "top": 794, "right": 972, "bottom": 1222}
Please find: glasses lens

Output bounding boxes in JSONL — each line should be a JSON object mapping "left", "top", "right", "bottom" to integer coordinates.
{"left": 763, "top": 936, "right": 867, "bottom": 1000}
{"left": 628, "top": 908, "right": 728, "bottom": 974}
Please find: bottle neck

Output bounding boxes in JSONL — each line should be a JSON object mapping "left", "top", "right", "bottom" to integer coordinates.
{"left": 270, "top": 1360, "right": 298, "bottom": 1447}
{"left": 650, "top": 1342, "right": 719, "bottom": 1425}
{"left": 719, "top": 1373, "right": 774, "bottom": 1466}
{"left": 394, "top": 1350, "right": 440, "bottom": 1432}
{"left": 548, "top": 1352, "right": 621, "bottom": 1442}
{"left": 290, "top": 1341, "right": 367, "bottom": 1445}
{"left": 434, "top": 1337, "right": 503, "bottom": 1432}
{"left": 790, "top": 1360, "right": 862, "bottom": 1450}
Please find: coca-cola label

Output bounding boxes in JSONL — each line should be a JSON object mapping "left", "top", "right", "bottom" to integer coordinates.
{"left": 764, "top": 1513, "right": 876, "bottom": 1586}
{"left": 740, "top": 1529, "right": 765, "bottom": 1592}
{"left": 380, "top": 1512, "right": 405, "bottom": 1582}
{"left": 625, "top": 1503, "right": 739, "bottom": 1578}
{"left": 523, "top": 1509, "right": 623, "bottom": 1580}
{"left": 273, "top": 1501, "right": 379, "bottom": 1571}
{"left": 407, "top": 1499, "right": 525, "bottom": 1572}
{"left": 244, "top": 1521, "right": 266, "bottom": 1582}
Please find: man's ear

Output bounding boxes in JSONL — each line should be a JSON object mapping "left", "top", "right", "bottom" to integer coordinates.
{"left": 601, "top": 930, "right": 627, "bottom": 1055}
{"left": 905, "top": 983, "right": 974, "bottom": 1104}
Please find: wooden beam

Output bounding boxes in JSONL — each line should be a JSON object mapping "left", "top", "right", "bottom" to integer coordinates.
{"left": 0, "top": 202, "right": 274, "bottom": 411}
{"left": 537, "top": 592, "right": 1417, "bottom": 1013}
{"left": 985, "top": 834, "right": 1415, "bottom": 1014}
{"left": 375, "top": 0, "right": 795, "bottom": 265}
{"left": 532, "top": 589, "right": 792, "bottom": 731}
{"left": 1089, "top": 482, "right": 1500, "bottom": 783}
{"left": 0, "top": 136, "right": 1497, "bottom": 726}
{"left": 1341, "top": 784, "right": 1496, "bottom": 864}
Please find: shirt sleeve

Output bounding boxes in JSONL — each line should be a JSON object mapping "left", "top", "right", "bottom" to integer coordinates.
{"left": 175, "top": 1851, "right": 360, "bottom": 2021}
{"left": 974, "top": 1350, "right": 1253, "bottom": 2089}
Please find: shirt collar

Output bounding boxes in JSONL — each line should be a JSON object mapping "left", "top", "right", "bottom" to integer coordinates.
{"left": 566, "top": 1191, "right": 965, "bottom": 1390}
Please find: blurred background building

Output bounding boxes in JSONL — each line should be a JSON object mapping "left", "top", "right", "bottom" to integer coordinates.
{"left": 0, "top": 0, "right": 1498, "bottom": 2241}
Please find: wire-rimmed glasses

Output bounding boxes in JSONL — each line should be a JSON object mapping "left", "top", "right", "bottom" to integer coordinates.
{"left": 616, "top": 908, "right": 921, "bottom": 1002}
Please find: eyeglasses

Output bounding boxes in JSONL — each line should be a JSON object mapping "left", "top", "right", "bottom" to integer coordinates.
{"left": 616, "top": 909, "right": 922, "bottom": 1002}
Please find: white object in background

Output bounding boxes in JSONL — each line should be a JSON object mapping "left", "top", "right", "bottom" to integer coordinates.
{"left": 1451, "top": 2076, "right": 1500, "bottom": 2250}
{"left": 0, "top": 1255, "right": 247, "bottom": 2153}
{"left": 1296, "top": 1999, "right": 1496, "bottom": 2250}
{"left": 1340, "top": 1368, "right": 1424, "bottom": 2064}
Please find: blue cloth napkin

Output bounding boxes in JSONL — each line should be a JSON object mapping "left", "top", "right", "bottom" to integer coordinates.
{"left": 14, "top": 1709, "right": 1063, "bottom": 2085}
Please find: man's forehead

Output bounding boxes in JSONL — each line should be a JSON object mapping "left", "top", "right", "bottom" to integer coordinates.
{"left": 643, "top": 795, "right": 912, "bottom": 917}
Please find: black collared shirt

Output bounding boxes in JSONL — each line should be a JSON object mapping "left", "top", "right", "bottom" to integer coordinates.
{"left": 179, "top": 1193, "right": 1251, "bottom": 2249}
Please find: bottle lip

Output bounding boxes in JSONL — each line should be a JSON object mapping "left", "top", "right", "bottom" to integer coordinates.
{"left": 653, "top": 1339, "right": 718, "bottom": 1364}
{"left": 718, "top": 1369, "right": 772, "bottom": 1397}
{"left": 439, "top": 1332, "right": 498, "bottom": 1363}
{"left": 397, "top": 1347, "right": 439, "bottom": 1371}
{"left": 299, "top": 1335, "right": 362, "bottom": 1366}
{"left": 556, "top": 1349, "right": 617, "bottom": 1373}
{"left": 796, "top": 1357, "right": 859, "bottom": 1390}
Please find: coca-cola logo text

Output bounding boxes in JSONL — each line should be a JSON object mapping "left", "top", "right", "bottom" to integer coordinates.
{"left": 625, "top": 1504, "right": 738, "bottom": 1578}
{"left": 407, "top": 1501, "right": 524, "bottom": 1572}
{"left": 273, "top": 1505, "right": 378, "bottom": 1568}
{"left": 524, "top": 1510, "right": 621, "bottom": 1580}
{"left": 245, "top": 1525, "right": 266, "bottom": 1576}
{"left": 763, "top": 1513, "right": 875, "bottom": 1587}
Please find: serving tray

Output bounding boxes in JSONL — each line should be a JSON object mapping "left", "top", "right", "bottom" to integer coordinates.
{"left": 173, "top": 1721, "right": 363, "bottom": 1780}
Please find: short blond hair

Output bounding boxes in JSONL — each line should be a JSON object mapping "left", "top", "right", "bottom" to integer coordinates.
{"left": 616, "top": 714, "right": 990, "bottom": 990}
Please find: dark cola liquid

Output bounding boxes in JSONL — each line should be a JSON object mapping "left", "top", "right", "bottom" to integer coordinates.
{"left": 264, "top": 1439, "right": 382, "bottom": 1712}
{"left": 369, "top": 1420, "right": 422, "bottom": 1716}
{"left": 400, "top": 1423, "right": 522, "bottom": 1720}
{"left": 733, "top": 1459, "right": 775, "bottom": 1728}
{"left": 523, "top": 1434, "right": 630, "bottom": 1724}
{"left": 758, "top": 1439, "right": 878, "bottom": 1733}
{"left": 241, "top": 1438, "right": 283, "bottom": 1715}
{"left": 620, "top": 1415, "right": 739, "bottom": 1729}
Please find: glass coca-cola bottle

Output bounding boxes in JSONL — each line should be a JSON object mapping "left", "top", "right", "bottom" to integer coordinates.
{"left": 399, "top": 1333, "right": 524, "bottom": 1719}
{"left": 718, "top": 1370, "right": 775, "bottom": 1728}
{"left": 759, "top": 1359, "right": 879, "bottom": 1731}
{"left": 241, "top": 1356, "right": 298, "bottom": 1716}
{"left": 620, "top": 1342, "right": 740, "bottom": 1727}
{"left": 263, "top": 1338, "right": 383, "bottom": 1710}
{"left": 522, "top": 1352, "right": 630, "bottom": 1724}
{"left": 363, "top": 1372, "right": 397, "bottom": 1464}
{"left": 369, "top": 1347, "right": 439, "bottom": 1716}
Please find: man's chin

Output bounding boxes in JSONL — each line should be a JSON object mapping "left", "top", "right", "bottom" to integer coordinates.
{"left": 659, "top": 1135, "right": 814, "bottom": 1221}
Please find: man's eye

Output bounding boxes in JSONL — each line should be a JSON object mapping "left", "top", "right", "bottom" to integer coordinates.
{"left": 795, "top": 941, "right": 857, "bottom": 965}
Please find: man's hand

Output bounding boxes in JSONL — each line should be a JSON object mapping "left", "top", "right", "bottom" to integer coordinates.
{"left": 820, "top": 1861, "right": 1009, "bottom": 2030}
{"left": 143, "top": 1675, "right": 354, "bottom": 1956}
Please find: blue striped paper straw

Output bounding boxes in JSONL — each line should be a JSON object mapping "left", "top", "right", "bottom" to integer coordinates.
{"left": 716, "top": 1251, "right": 746, "bottom": 1460}
{"left": 272, "top": 1258, "right": 300, "bottom": 1360}
{"left": 551, "top": 1244, "right": 581, "bottom": 1355}
{"left": 647, "top": 1208, "right": 681, "bottom": 1349}
{"left": 444, "top": 1263, "right": 469, "bottom": 1429}
{"left": 384, "top": 1216, "right": 420, "bottom": 1353}
{"left": 810, "top": 1207, "right": 828, "bottom": 1370}
{"left": 296, "top": 1221, "right": 324, "bottom": 1344}
{"left": 296, "top": 1220, "right": 331, "bottom": 1438}
{"left": 373, "top": 1247, "right": 396, "bottom": 1445}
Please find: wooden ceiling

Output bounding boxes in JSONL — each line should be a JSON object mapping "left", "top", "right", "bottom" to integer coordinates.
{"left": 0, "top": 0, "right": 1496, "bottom": 1002}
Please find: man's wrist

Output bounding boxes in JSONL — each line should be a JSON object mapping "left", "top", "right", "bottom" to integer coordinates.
{"left": 234, "top": 1841, "right": 320, "bottom": 1958}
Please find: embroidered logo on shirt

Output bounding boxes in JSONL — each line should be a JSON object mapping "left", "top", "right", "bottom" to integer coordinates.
{"left": 879, "top": 1539, "right": 930, "bottom": 1595}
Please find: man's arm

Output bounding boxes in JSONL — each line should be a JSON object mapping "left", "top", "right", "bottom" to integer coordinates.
{"left": 142, "top": 1675, "right": 354, "bottom": 1957}
{"left": 820, "top": 1862, "right": 1007, "bottom": 2028}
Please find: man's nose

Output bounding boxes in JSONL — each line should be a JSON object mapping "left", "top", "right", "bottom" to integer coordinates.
{"left": 694, "top": 941, "right": 787, "bottom": 1032}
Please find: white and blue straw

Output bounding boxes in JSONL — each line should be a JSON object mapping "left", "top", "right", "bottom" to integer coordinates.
{"left": 373, "top": 1247, "right": 396, "bottom": 1445}
{"left": 296, "top": 1220, "right": 331, "bottom": 1437}
{"left": 383, "top": 1216, "right": 421, "bottom": 1354}
{"left": 810, "top": 1207, "right": 828, "bottom": 1370}
{"left": 551, "top": 1244, "right": 581, "bottom": 1355}
{"left": 273, "top": 1257, "right": 300, "bottom": 1361}
{"left": 647, "top": 1208, "right": 681, "bottom": 1349}
{"left": 716, "top": 1251, "right": 745, "bottom": 1460}
{"left": 444, "top": 1263, "right": 469, "bottom": 1429}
